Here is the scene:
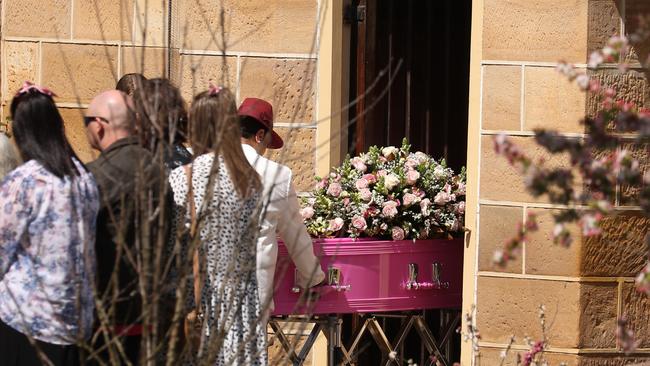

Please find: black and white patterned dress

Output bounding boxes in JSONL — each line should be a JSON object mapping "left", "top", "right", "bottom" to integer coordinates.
{"left": 169, "top": 153, "right": 267, "bottom": 366}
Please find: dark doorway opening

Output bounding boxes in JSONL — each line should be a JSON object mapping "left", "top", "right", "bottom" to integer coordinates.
{"left": 343, "top": 1, "right": 472, "bottom": 364}
{"left": 348, "top": 0, "right": 471, "bottom": 172}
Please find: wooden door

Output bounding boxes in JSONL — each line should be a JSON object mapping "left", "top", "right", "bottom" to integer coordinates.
{"left": 349, "top": 0, "right": 472, "bottom": 172}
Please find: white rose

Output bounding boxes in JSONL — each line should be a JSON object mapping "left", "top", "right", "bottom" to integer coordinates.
{"left": 382, "top": 146, "right": 399, "bottom": 158}
{"left": 383, "top": 174, "right": 400, "bottom": 191}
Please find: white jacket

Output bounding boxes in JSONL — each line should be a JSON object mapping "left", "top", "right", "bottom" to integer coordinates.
{"left": 242, "top": 144, "right": 325, "bottom": 320}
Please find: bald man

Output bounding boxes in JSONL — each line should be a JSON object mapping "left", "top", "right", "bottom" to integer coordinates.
{"left": 85, "top": 90, "right": 163, "bottom": 364}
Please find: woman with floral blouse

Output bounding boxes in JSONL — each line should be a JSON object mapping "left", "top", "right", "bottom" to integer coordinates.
{"left": 0, "top": 82, "right": 99, "bottom": 366}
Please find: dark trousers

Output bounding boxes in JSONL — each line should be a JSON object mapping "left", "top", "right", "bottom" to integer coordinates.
{"left": 0, "top": 319, "right": 80, "bottom": 366}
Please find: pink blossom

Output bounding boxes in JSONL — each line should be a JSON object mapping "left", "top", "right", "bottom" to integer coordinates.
{"left": 382, "top": 201, "right": 399, "bottom": 218}
{"left": 391, "top": 226, "right": 405, "bottom": 241}
{"left": 377, "top": 170, "right": 388, "bottom": 177}
{"left": 553, "top": 223, "right": 573, "bottom": 247}
{"left": 327, "top": 217, "right": 344, "bottom": 232}
{"left": 359, "top": 188, "right": 372, "bottom": 201}
{"left": 351, "top": 157, "right": 367, "bottom": 172}
{"left": 580, "top": 212, "right": 602, "bottom": 236}
{"left": 351, "top": 216, "right": 367, "bottom": 231}
{"left": 327, "top": 182, "right": 342, "bottom": 197}
{"left": 405, "top": 169, "right": 420, "bottom": 185}
{"left": 343, "top": 197, "right": 351, "bottom": 206}
{"left": 316, "top": 178, "right": 328, "bottom": 190}
{"left": 420, "top": 198, "right": 431, "bottom": 217}
{"left": 576, "top": 74, "right": 590, "bottom": 90}
{"left": 402, "top": 193, "right": 419, "bottom": 207}
{"left": 588, "top": 50, "right": 604, "bottom": 68}
{"left": 355, "top": 178, "right": 369, "bottom": 190}
{"left": 521, "top": 341, "right": 544, "bottom": 366}
{"left": 300, "top": 206, "right": 314, "bottom": 220}
{"left": 362, "top": 173, "right": 377, "bottom": 184}
{"left": 635, "top": 261, "right": 650, "bottom": 295}
{"left": 617, "top": 316, "right": 639, "bottom": 355}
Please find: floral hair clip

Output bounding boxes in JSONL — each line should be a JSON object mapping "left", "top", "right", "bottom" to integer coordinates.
{"left": 15, "top": 81, "right": 57, "bottom": 98}
{"left": 208, "top": 84, "right": 222, "bottom": 96}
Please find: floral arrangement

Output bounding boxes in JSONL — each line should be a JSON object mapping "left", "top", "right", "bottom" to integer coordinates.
{"left": 300, "top": 139, "right": 466, "bottom": 240}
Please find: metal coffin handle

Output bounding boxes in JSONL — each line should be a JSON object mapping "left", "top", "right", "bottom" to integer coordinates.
{"left": 291, "top": 266, "right": 351, "bottom": 293}
{"left": 432, "top": 262, "right": 450, "bottom": 289}
{"left": 327, "top": 266, "right": 351, "bottom": 292}
{"left": 404, "top": 262, "right": 449, "bottom": 290}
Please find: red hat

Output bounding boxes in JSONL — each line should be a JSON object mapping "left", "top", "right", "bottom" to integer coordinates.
{"left": 238, "top": 97, "right": 284, "bottom": 149}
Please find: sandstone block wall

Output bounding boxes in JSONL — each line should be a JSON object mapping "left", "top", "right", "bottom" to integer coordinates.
{"left": 1, "top": 0, "right": 320, "bottom": 192}
{"left": 474, "top": 0, "right": 650, "bottom": 364}
{"left": 1, "top": 0, "right": 324, "bottom": 363}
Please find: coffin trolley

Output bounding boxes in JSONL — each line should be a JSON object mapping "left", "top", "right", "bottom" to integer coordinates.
{"left": 270, "top": 237, "right": 463, "bottom": 365}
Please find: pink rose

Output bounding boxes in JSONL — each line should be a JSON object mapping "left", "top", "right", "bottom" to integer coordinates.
{"left": 456, "top": 201, "right": 465, "bottom": 215}
{"left": 434, "top": 191, "right": 451, "bottom": 205}
{"left": 355, "top": 178, "right": 369, "bottom": 190}
{"left": 420, "top": 198, "right": 431, "bottom": 217}
{"left": 405, "top": 159, "right": 419, "bottom": 170}
{"left": 351, "top": 157, "right": 367, "bottom": 172}
{"left": 391, "top": 226, "right": 405, "bottom": 241}
{"left": 351, "top": 216, "right": 367, "bottom": 231}
{"left": 300, "top": 206, "right": 314, "bottom": 220}
{"left": 327, "top": 217, "right": 344, "bottom": 232}
{"left": 402, "top": 193, "right": 419, "bottom": 207}
{"left": 327, "top": 182, "right": 342, "bottom": 197}
{"left": 363, "top": 174, "right": 377, "bottom": 184}
{"left": 382, "top": 201, "right": 399, "bottom": 218}
{"left": 405, "top": 170, "right": 420, "bottom": 185}
{"left": 359, "top": 188, "right": 372, "bottom": 201}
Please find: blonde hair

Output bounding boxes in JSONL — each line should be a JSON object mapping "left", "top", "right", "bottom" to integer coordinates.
{"left": 189, "top": 88, "right": 261, "bottom": 198}
{"left": 0, "top": 134, "right": 20, "bottom": 179}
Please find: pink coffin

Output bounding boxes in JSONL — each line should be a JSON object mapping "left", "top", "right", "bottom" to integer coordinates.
{"left": 272, "top": 238, "right": 463, "bottom": 315}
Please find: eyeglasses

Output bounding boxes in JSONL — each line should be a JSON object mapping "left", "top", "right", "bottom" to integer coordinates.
{"left": 83, "top": 116, "right": 110, "bottom": 126}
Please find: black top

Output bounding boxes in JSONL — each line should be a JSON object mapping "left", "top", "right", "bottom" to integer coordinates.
{"left": 164, "top": 143, "right": 192, "bottom": 170}
{"left": 88, "top": 137, "right": 166, "bottom": 325}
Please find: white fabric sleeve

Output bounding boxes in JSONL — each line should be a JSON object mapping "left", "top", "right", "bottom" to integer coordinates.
{"left": 276, "top": 180, "right": 326, "bottom": 288}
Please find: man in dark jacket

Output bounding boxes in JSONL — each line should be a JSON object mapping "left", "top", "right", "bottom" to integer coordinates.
{"left": 85, "top": 90, "right": 166, "bottom": 364}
